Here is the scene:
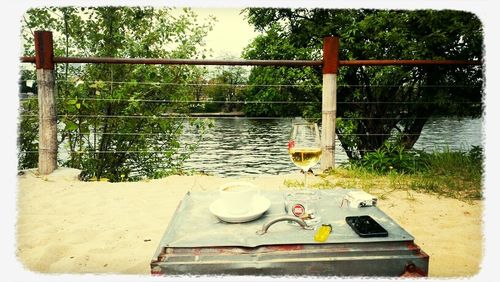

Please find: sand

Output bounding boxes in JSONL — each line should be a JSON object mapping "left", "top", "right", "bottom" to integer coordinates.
{"left": 15, "top": 167, "right": 484, "bottom": 278}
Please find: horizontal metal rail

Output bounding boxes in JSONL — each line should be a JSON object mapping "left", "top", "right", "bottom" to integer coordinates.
{"left": 20, "top": 56, "right": 482, "bottom": 66}
{"left": 20, "top": 56, "right": 322, "bottom": 66}
{"left": 341, "top": 59, "right": 482, "bottom": 66}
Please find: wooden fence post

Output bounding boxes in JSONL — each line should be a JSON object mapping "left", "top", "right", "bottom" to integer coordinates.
{"left": 321, "top": 36, "right": 339, "bottom": 171}
{"left": 35, "top": 31, "right": 57, "bottom": 174}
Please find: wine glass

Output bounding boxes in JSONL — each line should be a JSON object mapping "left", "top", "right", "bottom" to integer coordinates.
{"left": 288, "top": 120, "right": 322, "bottom": 189}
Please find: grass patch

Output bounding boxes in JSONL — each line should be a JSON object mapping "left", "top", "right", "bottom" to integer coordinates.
{"left": 324, "top": 147, "right": 483, "bottom": 202}
{"left": 408, "top": 147, "right": 483, "bottom": 200}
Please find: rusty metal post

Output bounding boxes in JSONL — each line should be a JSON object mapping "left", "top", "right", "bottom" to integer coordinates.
{"left": 320, "top": 36, "right": 339, "bottom": 171}
{"left": 35, "top": 31, "right": 57, "bottom": 174}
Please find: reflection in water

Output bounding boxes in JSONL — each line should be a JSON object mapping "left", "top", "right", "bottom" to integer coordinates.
{"left": 181, "top": 117, "right": 483, "bottom": 177}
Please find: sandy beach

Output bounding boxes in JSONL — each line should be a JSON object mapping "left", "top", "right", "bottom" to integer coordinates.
{"left": 15, "top": 167, "right": 483, "bottom": 278}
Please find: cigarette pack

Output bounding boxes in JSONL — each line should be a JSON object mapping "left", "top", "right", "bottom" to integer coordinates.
{"left": 344, "top": 191, "right": 378, "bottom": 208}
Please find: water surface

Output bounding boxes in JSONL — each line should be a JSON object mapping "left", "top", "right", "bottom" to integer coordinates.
{"left": 181, "top": 117, "right": 483, "bottom": 177}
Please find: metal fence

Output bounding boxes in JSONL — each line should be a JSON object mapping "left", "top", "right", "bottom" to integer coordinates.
{"left": 19, "top": 31, "right": 481, "bottom": 176}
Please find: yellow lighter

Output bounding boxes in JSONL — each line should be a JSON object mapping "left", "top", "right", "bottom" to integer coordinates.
{"left": 314, "top": 224, "right": 332, "bottom": 243}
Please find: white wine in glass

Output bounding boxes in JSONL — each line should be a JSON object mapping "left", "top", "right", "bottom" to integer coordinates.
{"left": 288, "top": 120, "right": 322, "bottom": 188}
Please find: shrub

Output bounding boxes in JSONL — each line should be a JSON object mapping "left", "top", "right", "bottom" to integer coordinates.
{"left": 351, "top": 142, "right": 427, "bottom": 174}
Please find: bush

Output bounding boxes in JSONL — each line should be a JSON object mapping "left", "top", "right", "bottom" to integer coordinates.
{"left": 350, "top": 142, "right": 427, "bottom": 174}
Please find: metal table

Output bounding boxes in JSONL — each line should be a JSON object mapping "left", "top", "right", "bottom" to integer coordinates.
{"left": 151, "top": 189, "right": 429, "bottom": 277}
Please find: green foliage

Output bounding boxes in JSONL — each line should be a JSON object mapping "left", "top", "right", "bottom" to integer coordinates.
{"left": 332, "top": 146, "right": 483, "bottom": 200}
{"left": 408, "top": 146, "right": 483, "bottom": 199}
{"left": 350, "top": 142, "right": 427, "bottom": 174}
{"left": 423, "top": 145, "right": 483, "bottom": 179}
{"left": 18, "top": 71, "right": 39, "bottom": 170}
{"left": 19, "top": 7, "right": 214, "bottom": 181}
{"left": 242, "top": 23, "right": 322, "bottom": 119}
{"left": 242, "top": 66, "right": 321, "bottom": 119}
{"left": 243, "top": 8, "right": 484, "bottom": 159}
{"left": 349, "top": 142, "right": 483, "bottom": 178}
{"left": 203, "top": 66, "right": 249, "bottom": 113}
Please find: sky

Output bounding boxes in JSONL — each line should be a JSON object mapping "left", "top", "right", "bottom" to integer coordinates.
{"left": 3, "top": 1, "right": 500, "bottom": 282}
{"left": 188, "top": 8, "right": 258, "bottom": 59}
{"left": 18, "top": 7, "right": 258, "bottom": 60}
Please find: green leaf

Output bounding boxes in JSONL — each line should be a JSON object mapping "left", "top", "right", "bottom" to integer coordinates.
{"left": 64, "top": 120, "right": 78, "bottom": 131}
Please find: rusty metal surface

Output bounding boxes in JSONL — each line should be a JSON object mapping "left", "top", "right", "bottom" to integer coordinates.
{"left": 340, "top": 59, "right": 482, "bottom": 66}
{"left": 158, "top": 190, "right": 413, "bottom": 248}
{"left": 322, "top": 36, "right": 339, "bottom": 74}
{"left": 21, "top": 56, "right": 322, "bottom": 66}
{"left": 34, "top": 31, "right": 54, "bottom": 70}
{"left": 151, "top": 190, "right": 429, "bottom": 277}
{"left": 151, "top": 241, "right": 429, "bottom": 276}
{"left": 20, "top": 55, "right": 480, "bottom": 67}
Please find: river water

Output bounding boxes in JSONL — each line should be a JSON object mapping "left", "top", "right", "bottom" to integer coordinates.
{"left": 181, "top": 117, "right": 483, "bottom": 177}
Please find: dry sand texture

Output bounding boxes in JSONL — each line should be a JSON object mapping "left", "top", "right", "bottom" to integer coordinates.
{"left": 16, "top": 168, "right": 483, "bottom": 277}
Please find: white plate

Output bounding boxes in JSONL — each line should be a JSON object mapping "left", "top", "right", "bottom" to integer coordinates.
{"left": 209, "top": 195, "right": 271, "bottom": 223}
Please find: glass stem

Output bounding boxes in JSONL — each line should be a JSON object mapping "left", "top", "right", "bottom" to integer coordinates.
{"left": 304, "top": 170, "right": 308, "bottom": 189}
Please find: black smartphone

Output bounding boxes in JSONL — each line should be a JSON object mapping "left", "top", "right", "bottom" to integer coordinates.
{"left": 345, "top": 215, "right": 388, "bottom": 237}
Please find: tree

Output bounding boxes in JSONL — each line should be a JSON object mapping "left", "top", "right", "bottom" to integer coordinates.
{"left": 20, "top": 7, "right": 214, "bottom": 181}
{"left": 242, "top": 25, "right": 322, "bottom": 118}
{"left": 243, "top": 8, "right": 483, "bottom": 160}
{"left": 204, "top": 65, "right": 249, "bottom": 113}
